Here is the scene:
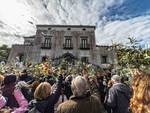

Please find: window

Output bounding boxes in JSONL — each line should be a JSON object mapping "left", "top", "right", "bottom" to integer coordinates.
{"left": 80, "top": 36, "right": 89, "bottom": 49}
{"left": 65, "top": 38, "right": 71, "bottom": 48}
{"left": 101, "top": 55, "right": 108, "bottom": 64}
{"left": 48, "top": 27, "right": 51, "bottom": 30}
{"left": 81, "top": 57, "right": 89, "bottom": 63}
{"left": 63, "top": 36, "right": 73, "bottom": 49}
{"left": 41, "top": 36, "right": 51, "bottom": 49}
{"left": 81, "top": 37, "right": 87, "bottom": 48}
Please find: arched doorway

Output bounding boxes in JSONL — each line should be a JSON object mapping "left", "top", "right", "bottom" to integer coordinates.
{"left": 61, "top": 53, "right": 76, "bottom": 63}
{"left": 52, "top": 53, "right": 77, "bottom": 66}
{"left": 16, "top": 53, "right": 24, "bottom": 62}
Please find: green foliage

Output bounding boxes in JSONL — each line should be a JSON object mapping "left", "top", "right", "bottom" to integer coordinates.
{"left": 115, "top": 37, "right": 150, "bottom": 68}
{"left": 112, "top": 37, "right": 150, "bottom": 78}
{"left": 0, "top": 44, "right": 11, "bottom": 62}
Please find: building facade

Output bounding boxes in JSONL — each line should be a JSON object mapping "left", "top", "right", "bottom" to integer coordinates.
{"left": 8, "top": 25, "right": 117, "bottom": 68}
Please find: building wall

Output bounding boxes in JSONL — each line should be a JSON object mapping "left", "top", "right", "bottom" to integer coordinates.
{"left": 35, "top": 25, "right": 96, "bottom": 63}
{"left": 8, "top": 45, "right": 34, "bottom": 63}
{"left": 8, "top": 25, "right": 117, "bottom": 67}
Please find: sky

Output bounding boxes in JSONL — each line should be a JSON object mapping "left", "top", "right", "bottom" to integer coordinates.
{"left": 0, "top": 0, "right": 150, "bottom": 47}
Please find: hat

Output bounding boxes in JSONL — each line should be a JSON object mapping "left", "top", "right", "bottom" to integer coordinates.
{"left": 111, "top": 75, "right": 121, "bottom": 83}
{"left": 4, "top": 75, "right": 16, "bottom": 85}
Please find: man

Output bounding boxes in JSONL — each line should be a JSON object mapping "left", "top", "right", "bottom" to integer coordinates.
{"left": 106, "top": 75, "right": 131, "bottom": 113}
{"left": 57, "top": 76, "right": 103, "bottom": 113}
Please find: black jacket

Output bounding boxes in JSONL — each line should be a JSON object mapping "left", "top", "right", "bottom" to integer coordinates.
{"left": 28, "top": 76, "right": 63, "bottom": 113}
{"left": 106, "top": 83, "right": 131, "bottom": 113}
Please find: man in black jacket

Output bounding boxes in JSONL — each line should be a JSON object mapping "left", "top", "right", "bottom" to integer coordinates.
{"left": 106, "top": 75, "right": 131, "bottom": 113}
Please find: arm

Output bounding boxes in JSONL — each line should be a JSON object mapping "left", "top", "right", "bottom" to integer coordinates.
{"left": 51, "top": 75, "right": 63, "bottom": 104}
{"left": 12, "top": 89, "right": 29, "bottom": 113}
{"left": 0, "top": 95, "right": 6, "bottom": 109}
{"left": 106, "top": 88, "right": 117, "bottom": 108}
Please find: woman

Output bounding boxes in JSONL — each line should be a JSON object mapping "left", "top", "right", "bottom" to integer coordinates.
{"left": 1, "top": 75, "right": 19, "bottom": 108}
{"left": 130, "top": 69, "right": 150, "bottom": 113}
{"left": 28, "top": 75, "right": 63, "bottom": 113}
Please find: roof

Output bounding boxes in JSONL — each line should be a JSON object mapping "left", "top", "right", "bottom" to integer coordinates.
{"left": 96, "top": 45, "right": 112, "bottom": 48}
{"left": 24, "top": 35, "right": 35, "bottom": 39}
{"left": 36, "top": 24, "right": 96, "bottom": 29}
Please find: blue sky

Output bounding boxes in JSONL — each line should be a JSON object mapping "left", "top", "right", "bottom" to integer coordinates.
{"left": 105, "top": 0, "right": 150, "bottom": 20}
{"left": 0, "top": 0, "right": 150, "bottom": 46}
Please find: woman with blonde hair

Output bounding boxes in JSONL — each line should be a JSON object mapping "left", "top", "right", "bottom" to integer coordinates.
{"left": 130, "top": 69, "right": 150, "bottom": 113}
{"left": 28, "top": 75, "right": 63, "bottom": 113}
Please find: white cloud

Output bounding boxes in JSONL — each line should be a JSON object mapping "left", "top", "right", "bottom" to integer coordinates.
{"left": 96, "top": 15, "right": 150, "bottom": 45}
{"left": 0, "top": 0, "right": 150, "bottom": 47}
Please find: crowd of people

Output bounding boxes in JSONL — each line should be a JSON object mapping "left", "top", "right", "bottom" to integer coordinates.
{"left": 0, "top": 60, "right": 149, "bottom": 113}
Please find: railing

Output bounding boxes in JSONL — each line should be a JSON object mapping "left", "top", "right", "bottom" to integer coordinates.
{"left": 79, "top": 43, "right": 90, "bottom": 50}
{"left": 41, "top": 43, "right": 51, "bottom": 49}
{"left": 63, "top": 43, "right": 73, "bottom": 49}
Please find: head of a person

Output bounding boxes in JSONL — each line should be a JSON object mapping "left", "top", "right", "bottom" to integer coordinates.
{"left": 34, "top": 82, "right": 51, "bottom": 100}
{"left": 30, "top": 81, "right": 40, "bottom": 91}
{"left": 130, "top": 69, "right": 150, "bottom": 113}
{"left": 111, "top": 75, "right": 121, "bottom": 84}
{"left": 4, "top": 74, "right": 16, "bottom": 85}
{"left": 20, "top": 69, "right": 27, "bottom": 76}
{"left": 71, "top": 76, "right": 87, "bottom": 97}
{"left": 121, "top": 76, "right": 129, "bottom": 83}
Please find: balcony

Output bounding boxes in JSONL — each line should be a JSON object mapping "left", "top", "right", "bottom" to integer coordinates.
{"left": 41, "top": 43, "right": 51, "bottom": 49}
{"left": 79, "top": 43, "right": 90, "bottom": 50}
{"left": 63, "top": 43, "right": 73, "bottom": 50}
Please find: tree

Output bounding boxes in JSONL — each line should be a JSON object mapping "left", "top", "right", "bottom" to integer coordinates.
{"left": 112, "top": 37, "right": 150, "bottom": 76}
{"left": 0, "top": 44, "right": 11, "bottom": 62}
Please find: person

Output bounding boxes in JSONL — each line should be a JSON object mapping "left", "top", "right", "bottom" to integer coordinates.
{"left": 15, "top": 81, "right": 32, "bottom": 102}
{"left": 19, "top": 69, "right": 33, "bottom": 83}
{"left": 130, "top": 69, "right": 150, "bottom": 113}
{"left": 12, "top": 87, "right": 29, "bottom": 113}
{"left": 104, "top": 80, "right": 113, "bottom": 113}
{"left": 0, "top": 93, "right": 6, "bottom": 109}
{"left": 1, "top": 75, "right": 19, "bottom": 108}
{"left": 56, "top": 76, "right": 103, "bottom": 113}
{"left": 55, "top": 88, "right": 68, "bottom": 112}
{"left": 106, "top": 75, "right": 131, "bottom": 113}
{"left": 28, "top": 75, "right": 63, "bottom": 113}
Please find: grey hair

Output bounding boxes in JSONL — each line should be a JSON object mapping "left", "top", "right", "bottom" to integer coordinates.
{"left": 71, "top": 76, "right": 87, "bottom": 96}
{"left": 111, "top": 75, "right": 121, "bottom": 83}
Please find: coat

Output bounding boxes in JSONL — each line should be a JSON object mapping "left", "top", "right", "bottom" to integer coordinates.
{"left": 56, "top": 94, "right": 103, "bottom": 113}
{"left": 28, "top": 76, "right": 63, "bottom": 113}
{"left": 0, "top": 95, "right": 6, "bottom": 109}
{"left": 12, "top": 89, "right": 29, "bottom": 113}
{"left": 106, "top": 83, "right": 131, "bottom": 113}
{"left": 2, "top": 83, "right": 19, "bottom": 108}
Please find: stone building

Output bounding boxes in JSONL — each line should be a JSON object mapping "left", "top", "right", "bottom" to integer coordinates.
{"left": 8, "top": 25, "right": 117, "bottom": 68}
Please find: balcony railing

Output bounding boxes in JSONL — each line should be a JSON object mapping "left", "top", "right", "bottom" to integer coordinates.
{"left": 41, "top": 43, "right": 51, "bottom": 49}
{"left": 63, "top": 43, "right": 73, "bottom": 49}
{"left": 79, "top": 43, "right": 90, "bottom": 50}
